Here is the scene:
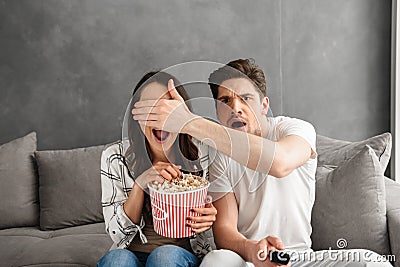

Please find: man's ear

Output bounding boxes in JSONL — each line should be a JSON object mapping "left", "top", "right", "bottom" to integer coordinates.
{"left": 261, "top": 97, "right": 269, "bottom": 115}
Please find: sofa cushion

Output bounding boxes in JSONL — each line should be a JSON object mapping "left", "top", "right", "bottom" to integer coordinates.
{"left": 0, "top": 235, "right": 44, "bottom": 267}
{"left": 0, "top": 132, "right": 38, "bottom": 229}
{"left": 311, "top": 145, "right": 390, "bottom": 255}
{"left": 0, "top": 223, "right": 112, "bottom": 267}
{"left": 316, "top": 132, "right": 391, "bottom": 171}
{"left": 14, "top": 233, "right": 112, "bottom": 267}
{"left": 35, "top": 144, "right": 106, "bottom": 230}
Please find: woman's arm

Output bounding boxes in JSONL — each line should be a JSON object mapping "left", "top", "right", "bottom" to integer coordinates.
{"left": 123, "top": 161, "right": 181, "bottom": 224}
{"left": 101, "top": 143, "right": 146, "bottom": 248}
{"left": 101, "top": 144, "right": 182, "bottom": 248}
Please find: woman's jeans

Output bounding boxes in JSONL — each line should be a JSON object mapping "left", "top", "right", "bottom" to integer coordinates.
{"left": 97, "top": 245, "right": 200, "bottom": 267}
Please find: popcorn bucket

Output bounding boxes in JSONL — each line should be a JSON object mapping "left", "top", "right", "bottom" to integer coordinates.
{"left": 148, "top": 184, "right": 210, "bottom": 238}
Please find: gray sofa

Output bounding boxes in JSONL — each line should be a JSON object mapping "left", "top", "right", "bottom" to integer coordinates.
{"left": 0, "top": 132, "right": 399, "bottom": 267}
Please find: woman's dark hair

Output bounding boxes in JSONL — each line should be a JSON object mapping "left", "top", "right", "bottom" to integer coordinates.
{"left": 125, "top": 71, "right": 202, "bottom": 180}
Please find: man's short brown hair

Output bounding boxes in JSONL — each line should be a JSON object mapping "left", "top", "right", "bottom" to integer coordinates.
{"left": 208, "top": 58, "right": 267, "bottom": 100}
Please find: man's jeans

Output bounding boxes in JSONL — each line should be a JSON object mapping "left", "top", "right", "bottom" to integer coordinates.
{"left": 97, "top": 245, "right": 200, "bottom": 267}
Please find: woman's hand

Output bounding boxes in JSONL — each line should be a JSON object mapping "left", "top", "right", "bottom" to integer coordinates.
{"left": 135, "top": 162, "right": 181, "bottom": 190}
{"left": 186, "top": 196, "right": 217, "bottom": 233}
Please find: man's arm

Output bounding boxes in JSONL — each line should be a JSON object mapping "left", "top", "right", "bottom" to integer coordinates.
{"left": 212, "top": 192, "right": 251, "bottom": 259}
{"left": 184, "top": 118, "right": 313, "bottom": 177}
{"left": 213, "top": 193, "right": 287, "bottom": 266}
{"left": 132, "top": 79, "right": 314, "bottom": 177}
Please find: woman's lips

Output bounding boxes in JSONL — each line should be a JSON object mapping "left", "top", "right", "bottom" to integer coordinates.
{"left": 152, "top": 129, "right": 171, "bottom": 143}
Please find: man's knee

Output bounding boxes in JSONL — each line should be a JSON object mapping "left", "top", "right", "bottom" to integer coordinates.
{"left": 332, "top": 249, "right": 391, "bottom": 266}
{"left": 292, "top": 249, "right": 392, "bottom": 267}
{"left": 355, "top": 249, "right": 392, "bottom": 266}
{"left": 200, "top": 249, "right": 247, "bottom": 267}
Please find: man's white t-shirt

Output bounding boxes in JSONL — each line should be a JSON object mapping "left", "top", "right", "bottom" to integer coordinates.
{"left": 209, "top": 116, "right": 317, "bottom": 251}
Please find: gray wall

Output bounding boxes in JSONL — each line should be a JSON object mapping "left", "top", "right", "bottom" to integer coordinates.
{"left": 0, "top": 0, "right": 391, "bottom": 150}
{"left": 281, "top": 0, "right": 391, "bottom": 140}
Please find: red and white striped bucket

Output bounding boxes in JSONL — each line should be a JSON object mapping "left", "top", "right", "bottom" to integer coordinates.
{"left": 148, "top": 184, "right": 209, "bottom": 238}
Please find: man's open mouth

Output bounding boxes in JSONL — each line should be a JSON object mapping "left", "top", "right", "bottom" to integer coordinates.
{"left": 229, "top": 118, "right": 247, "bottom": 129}
{"left": 152, "top": 129, "right": 171, "bottom": 143}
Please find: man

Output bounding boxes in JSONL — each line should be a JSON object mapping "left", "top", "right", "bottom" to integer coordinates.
{"left": 200, "top": 59, "right": 317, "bottom": 267}
{"left": 132, "top": 59, "right": 390, "bottom": 266}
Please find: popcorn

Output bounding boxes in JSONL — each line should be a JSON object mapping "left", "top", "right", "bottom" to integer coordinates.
{"left": 149, "top": 173, "right": 209, "bottom": 193}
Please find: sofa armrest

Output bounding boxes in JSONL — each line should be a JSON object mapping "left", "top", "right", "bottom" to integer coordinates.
{"left": 385, "top": 177, "right": 400, "bottom": 266}
{"left": 388, "top": 210, "right": 400, "bottom": 266}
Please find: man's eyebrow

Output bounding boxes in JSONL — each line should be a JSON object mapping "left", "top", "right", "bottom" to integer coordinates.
{"left": 218, "top": 92, "right": 254, "bottom": 100}
{"left": 239, "top": 93, "right": 257, "bottom": 98}
{"left": 217, "top": 95, "right": 230, "bottom": 100}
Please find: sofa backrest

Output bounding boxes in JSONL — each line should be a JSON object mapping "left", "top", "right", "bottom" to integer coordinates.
{"left": 0, "top": 132, "right": 109, "bottom": 231}
{"left": 0, "top": 132, "right": 38, "bottom": 229}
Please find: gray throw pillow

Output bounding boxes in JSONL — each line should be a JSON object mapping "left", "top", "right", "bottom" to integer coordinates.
{"left": 311, "top": 145, "right": 390, "bottom": 255}
{"left": 316, "top": 133, "right": 391, "bottom": 171}
{"left": 0, "top": 132, "right": 38, "bottom": 229}
{"left": 35, "top": 144, "right": 106, "bottom": 230}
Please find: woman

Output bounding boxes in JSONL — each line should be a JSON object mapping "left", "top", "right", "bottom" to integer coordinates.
{"left": 98, "top": 71, "right": 216, "bottom": 267}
